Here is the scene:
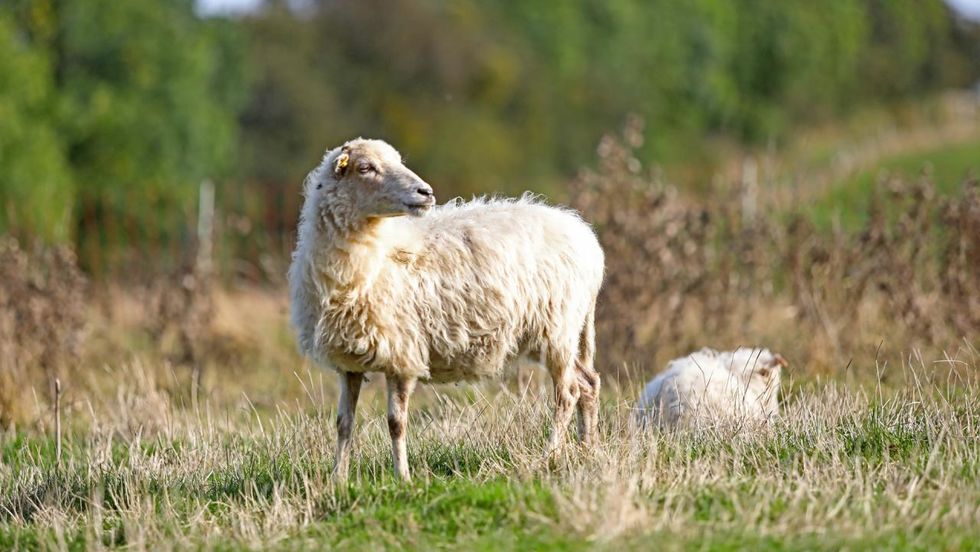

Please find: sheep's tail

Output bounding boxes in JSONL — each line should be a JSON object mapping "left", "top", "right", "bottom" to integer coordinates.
{"left": 574, "top": 302, "right": 601, "bottom": 443}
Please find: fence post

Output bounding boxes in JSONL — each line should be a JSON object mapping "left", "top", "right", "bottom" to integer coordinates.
{"left": 191, "top": 180, "right": 215, "bottom": 409}
{"left": 741, "top": 156, "right": 758, "bottom": 226}
{"left": 197, "top": 179, "right": 215, "bottom": 279}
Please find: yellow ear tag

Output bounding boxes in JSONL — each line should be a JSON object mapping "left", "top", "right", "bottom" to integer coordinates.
{"left": 336, "top": 153, "right": 349, "bottom": 172}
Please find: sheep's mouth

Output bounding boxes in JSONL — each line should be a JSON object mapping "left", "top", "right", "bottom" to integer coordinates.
{"left": 403, "top": 202, "right": 434, "bottom": 216}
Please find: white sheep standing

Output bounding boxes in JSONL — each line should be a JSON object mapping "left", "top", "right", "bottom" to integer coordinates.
{"left": 288, "top": 138, "right": 605, "bottom": 480}
{"left": 633, "top": 347, "right": 786, "bottom": 429}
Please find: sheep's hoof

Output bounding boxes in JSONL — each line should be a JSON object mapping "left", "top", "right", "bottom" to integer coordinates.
{"left": 394, "top": 472, "right": 412, "bottom": 483}
{"left": 542, "top": 445, "right": 565, "bottom": 471}
{"left": 332, "top": 464, "right": 350, "bottom": 483}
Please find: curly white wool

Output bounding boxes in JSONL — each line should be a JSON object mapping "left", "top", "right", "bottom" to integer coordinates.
{"left": 290, "top": 190, "right": 604, "bottom": 383}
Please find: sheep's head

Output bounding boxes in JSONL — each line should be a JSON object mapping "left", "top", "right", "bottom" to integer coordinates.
{"left": 754, "top": 350, "right": 786, "bottom": 384}
{"left": 730, "top": 348, "right": 787, "bottom": 388}
{"left": 305, "top": 138, "right": 436, "bottom": 227}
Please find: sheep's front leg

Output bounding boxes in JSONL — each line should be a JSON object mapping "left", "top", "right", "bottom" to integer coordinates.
{"left": 386, "top": 375, "right": 416, "bottom": 481}
{"left": 334, "top": 371, "right": 364, "bottom": 480}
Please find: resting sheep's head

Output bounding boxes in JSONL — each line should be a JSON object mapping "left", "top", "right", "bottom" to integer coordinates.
{"left": 751, "top": 350, "right": 786, "bottom": 396}
{"left": 757, "top": 350, "right": 786, "bottom": 383}
{"left": 304, "top": 138, "right": 435, "bottom": 227}
{"left": 729, "top": 348, "right": 787, "bottom": 389}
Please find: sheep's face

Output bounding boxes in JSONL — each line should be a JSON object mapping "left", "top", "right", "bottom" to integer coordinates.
{"left": 730, "top": 348, "right": 786, "bottom": 389}
{"left": 310, "top": 139, "right": 435, "bottom": 223}
{"left": 749, "top": 350, "right": 786, "bottom": 390}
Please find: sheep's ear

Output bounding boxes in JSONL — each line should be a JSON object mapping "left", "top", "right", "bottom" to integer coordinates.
{"left": 334, "top": 151, "right": 351, "bottom": 177}
{"left": 757, "top": 354, "right": 787, "bottom": 379}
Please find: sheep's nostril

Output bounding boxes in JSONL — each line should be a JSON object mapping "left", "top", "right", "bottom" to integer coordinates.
{"left": 416, "top": 187, "right": 433, "bottom": 197}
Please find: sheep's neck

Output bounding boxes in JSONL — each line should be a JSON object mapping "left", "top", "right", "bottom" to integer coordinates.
{"left": 316, "top": 217, "right": 393, "bottom": 291}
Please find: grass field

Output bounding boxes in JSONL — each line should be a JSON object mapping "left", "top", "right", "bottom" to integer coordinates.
{"left": 1, "top": 348, "right": 978, "bottom": 550}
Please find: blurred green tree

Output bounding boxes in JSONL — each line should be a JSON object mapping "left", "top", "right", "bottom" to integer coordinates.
{"left": 0, "top": 0, "right": 245, "bottom": 268}
{"left": 237, "top": 0, "right": 977, "bottom": 205}
{"left": 1, "top": 0, "right": 976, "bottom": 274}
{"left": 0, "top": 12, "right": 72, "bottom": 241}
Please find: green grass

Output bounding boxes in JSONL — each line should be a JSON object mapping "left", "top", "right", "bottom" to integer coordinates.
{"left": 808, "top": 138, "right": 980, "bottom": 231}
{"left": 2, "top": 360, "right": 979, "bottom": 550}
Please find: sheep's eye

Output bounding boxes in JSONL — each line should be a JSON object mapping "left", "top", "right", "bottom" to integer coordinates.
{"left": 357, "top": 164, "right": 375, "bottom": 175}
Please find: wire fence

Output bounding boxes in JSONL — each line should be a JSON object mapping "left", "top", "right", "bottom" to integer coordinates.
{"left": 65, "top": 179, "right": 303, "bottom": 284}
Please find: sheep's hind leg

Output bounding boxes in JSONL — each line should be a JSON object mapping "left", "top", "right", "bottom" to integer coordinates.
{"left": 334, "top": 371, "right": 364, "bottom": 480}
{"left": 545, "top": 351, "right": 581, "bottom": 459}
{"left": 386, "top": 374, "right": 417, "bottom": 481}
{"left": 575, "top": 368, "right": 601, "bottom": 445}
{"left": 575, "top": 310, "right": 600, "bottom": 445}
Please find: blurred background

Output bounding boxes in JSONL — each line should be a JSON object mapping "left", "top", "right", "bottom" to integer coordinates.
{"left": 1, "top": 0, "right": 978, "bottom": 426}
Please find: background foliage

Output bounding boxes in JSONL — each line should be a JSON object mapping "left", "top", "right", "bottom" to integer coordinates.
{"left": 1, "top": 0, "right": 244, "bottom": 259}
{"left": 0, "top": 0, "right": 978, "bottom": 270}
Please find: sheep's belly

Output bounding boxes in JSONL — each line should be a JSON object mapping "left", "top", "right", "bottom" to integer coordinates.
{"left": 426, "top": 352, "right": 514, "bottom": 384}
{"left": 322, "top": 349, "right": 373, "bottom": 375}
{"left": 320, "top": 346, "right": 516, "bottom": 383}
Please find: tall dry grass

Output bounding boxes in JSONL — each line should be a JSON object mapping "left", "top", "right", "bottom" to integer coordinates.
{"left": 0, "top": 239, "right": 87, "bottom": 428}
{"left": 1, "top": 119, "right": 977, "bottom": 428}
{"left": 570, "top": 116, "right": 979, "bottom": 377}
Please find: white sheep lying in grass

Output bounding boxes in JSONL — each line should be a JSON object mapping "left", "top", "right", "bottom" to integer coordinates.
{"left": 633, "top": 347, "right": 785, "bottom": 429}
{"left": 288, "top": 138, "right": 605, "bottom": 480}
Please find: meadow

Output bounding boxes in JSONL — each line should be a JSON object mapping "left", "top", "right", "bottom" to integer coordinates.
{"left": 1, "top": 119, "right": 979, "bottom": 550}
{"left": 0, "top": 346, "right": 977, "bottom": 550}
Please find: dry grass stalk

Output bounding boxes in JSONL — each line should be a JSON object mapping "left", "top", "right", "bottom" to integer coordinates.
{"left": 53, "top": 377, "right": 62, "bottom": 467}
